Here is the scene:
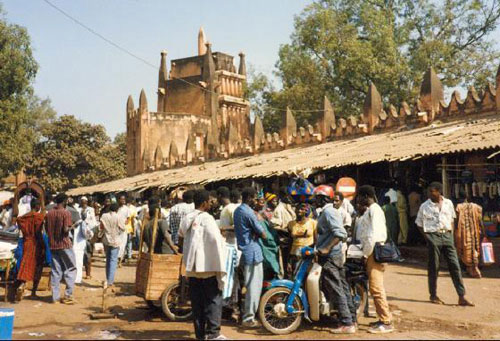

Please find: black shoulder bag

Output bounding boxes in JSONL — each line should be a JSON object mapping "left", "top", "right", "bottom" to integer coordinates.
{"left": 370, "top": 208, "right": 402, "bottom": 263}
{"left": 374, "top": 240, "right": 401, "bottom": 263}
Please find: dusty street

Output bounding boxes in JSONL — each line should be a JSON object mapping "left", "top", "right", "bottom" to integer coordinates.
{"left": 4, "top": 241, "right": 500, "bottom": 340}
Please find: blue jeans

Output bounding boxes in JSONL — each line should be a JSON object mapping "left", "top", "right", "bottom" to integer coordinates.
{"left": 105, "top": 245, "right": 119, "bottom": 285}
{"left": 134, "top": 227, "right": 141, "bottom": 251}
{"left": 125, "top": 234, "right": 133, "bottom": 259}
{"left": 50, "top": 249, "right": 77, "bottom": 301}
{"left": 242, "top": 262, "right": 263, "bottom": 322}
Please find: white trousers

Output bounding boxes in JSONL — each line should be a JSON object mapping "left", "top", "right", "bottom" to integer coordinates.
{"left": 73, "top": 249, "right": 85, "bottom": 284}
{"left": 118, "top": 232, "right": 127, "bottom": 259}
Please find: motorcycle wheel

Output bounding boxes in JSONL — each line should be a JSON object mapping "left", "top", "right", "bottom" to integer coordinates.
{"left": 258, "top": 287, "right": 303, "bottom": 335}
{"left": 161, "top": 282, "right": 193, "bottom": 321}
{"left": 353, "top": 282, "right": 368, "bottom": 320}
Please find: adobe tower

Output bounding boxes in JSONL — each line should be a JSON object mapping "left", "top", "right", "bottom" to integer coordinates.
{"left": 126, "top": 28, "right": 250, "bottom": 175}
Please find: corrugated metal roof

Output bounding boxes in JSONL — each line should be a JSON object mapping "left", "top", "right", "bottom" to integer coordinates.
{"left": 67, "top": 114, "right": 500, "bottom": 196}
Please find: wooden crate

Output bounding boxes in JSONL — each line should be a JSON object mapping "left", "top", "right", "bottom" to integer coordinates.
{"left": 135, "top": 253, "right": 182, "bottom": 301}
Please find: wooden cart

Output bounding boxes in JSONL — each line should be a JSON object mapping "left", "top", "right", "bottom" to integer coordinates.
{"left": 135, "top": 208, "right": 192, "bottom": 320}
{"left": 12, "top": 180, "right": 46, "bottom": 224}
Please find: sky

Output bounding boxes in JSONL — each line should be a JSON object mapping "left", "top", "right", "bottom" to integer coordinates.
{"left": 2, "top": 0, "right": 312, "bottom": 138}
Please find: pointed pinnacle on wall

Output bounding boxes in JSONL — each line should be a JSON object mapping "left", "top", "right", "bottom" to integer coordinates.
{"left": 198, "top": 26, "right": 207, "bottom": 56}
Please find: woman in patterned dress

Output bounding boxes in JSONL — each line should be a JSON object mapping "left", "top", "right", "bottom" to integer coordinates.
{"left": 15, "top": 198, "right": 46, "bottom": 300}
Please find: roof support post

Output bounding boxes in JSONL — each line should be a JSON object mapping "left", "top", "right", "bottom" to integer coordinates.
{"left": 441, "top": 156, "right": 450, "bottom": 198}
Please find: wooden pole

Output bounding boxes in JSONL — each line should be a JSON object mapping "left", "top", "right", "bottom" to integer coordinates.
{"left": 150, "top": 208, "right": 160, "bottom": 255}
{"left": 441, "top": 156, "right": 449, "bottom": 198}
{"left": 137, "top": 214, "right": 148, "bottom": 262}
{"left": 102, "top": 281, "right": 108, "bottom": 313}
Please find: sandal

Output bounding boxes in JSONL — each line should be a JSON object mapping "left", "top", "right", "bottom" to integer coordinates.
{"left": 430, "top": 296, "right": 445, "bottom": 305}
{"left": 61, "top": 296, "right": 76, "bottom": 305}
{"left": 15, "top": 283, "right": 25, "bottom": 302}
{"left": 458, "top": 297, "right": 475, "bottom": 307}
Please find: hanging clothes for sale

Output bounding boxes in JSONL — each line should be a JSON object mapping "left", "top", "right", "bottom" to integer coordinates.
{"left": 461, "top": 170, "right": 474, "bottom": 184}
{"left": 478, "top": 182, "right": 487, "bottom": 196}
{"left": 464, "top": 184, "right": 471, "bottom": 200}
{"left": 454, "top": 183, "right": 461, "bottom": 199}
{"left": 455, "top": 202, "right": 483, "bottom": 278}
{"left": 489, "top": 183, "right": 496, "bottom": 199}
{"left": 472, "top": 182, "right": 478, "bottom": 197}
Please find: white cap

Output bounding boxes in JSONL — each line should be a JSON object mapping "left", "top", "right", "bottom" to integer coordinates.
{"left": 81, "top": 196, "right": 88, "bottom": 202}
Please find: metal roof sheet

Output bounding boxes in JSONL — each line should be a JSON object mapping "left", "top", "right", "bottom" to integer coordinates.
{"left": 67, "top": 114, "right": 500, "bottom": 196}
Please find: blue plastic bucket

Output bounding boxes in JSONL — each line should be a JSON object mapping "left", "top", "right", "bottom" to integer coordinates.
{"left": 0, "top": 308, "right": 14, "bottom": 340}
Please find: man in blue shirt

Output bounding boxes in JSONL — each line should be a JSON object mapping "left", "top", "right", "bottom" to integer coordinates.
{"left": 314, "top": 185, "right": 356, "bottom": 334}
{"left": 234, "top": 187, "right": 267, "bottom": 328}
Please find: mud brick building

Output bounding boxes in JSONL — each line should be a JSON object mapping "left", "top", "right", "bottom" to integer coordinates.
{"left": 71, "top": 30, "right": 500, "bottom": 196}
{"left": 126, "top": 28, "right": 250, "bottom": 176}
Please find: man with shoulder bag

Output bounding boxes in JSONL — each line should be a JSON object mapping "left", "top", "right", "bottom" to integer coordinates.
{"left": 357, "top": 185, "right": 394, "bottom": 334}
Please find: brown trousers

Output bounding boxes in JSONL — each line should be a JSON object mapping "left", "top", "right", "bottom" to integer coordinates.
{"left": 366, "top": 254, "right": 392, "bottom": 324}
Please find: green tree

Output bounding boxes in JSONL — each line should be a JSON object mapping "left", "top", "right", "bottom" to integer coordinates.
{"left": 244, "top": 66, "right": 281, "bottom": 131}
{"left": 27, "top": 115, "right": 126, "bottom": 192}
{"left": 0, "top": 5, "right": 39, "bottom": 177}
{"left": 26, "top": 96, "right": 57, "bottom": 135}
{"left": 257, "top": 0, "right": 500, "bottom": 130}
{"left": 104, "top": 132, "right": 127, "bottom": 178}
{"left": 113, "top": 132, "right": 127, "bottom": 157}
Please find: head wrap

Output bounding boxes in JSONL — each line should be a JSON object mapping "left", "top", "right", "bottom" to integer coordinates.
{"left": 297, "top": 202, "right": 311, "bottom": 216}
{"left": 264, "top": 193, "right": 277, "bottom": 202}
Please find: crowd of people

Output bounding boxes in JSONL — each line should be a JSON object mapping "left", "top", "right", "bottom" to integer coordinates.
{"left": 0, "top": 178, "right": 483, "bottom": 340}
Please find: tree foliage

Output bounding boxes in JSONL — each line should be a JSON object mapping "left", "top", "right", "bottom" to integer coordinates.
{"left": 0, "top": 6, "right": 125, "bottom": 189}
{"left": 253, "top": 0, "right": 500, "bottom": 131}
{"left": 0, "top": 5, "right": 39, "bottom": 178}
{"left": 27, "top": 115, "right": 126, "bottom": 192}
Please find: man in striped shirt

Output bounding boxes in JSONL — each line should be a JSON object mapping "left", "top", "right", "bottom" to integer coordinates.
{"left": 45, "top": 193, "right": 77, "bottom": 304}
{"left": 169, "top": 190, "right": 195, "bottom": 245}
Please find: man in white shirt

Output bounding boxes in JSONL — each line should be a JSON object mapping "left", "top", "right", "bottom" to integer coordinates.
{"left": 270, "top": 188, "right": 296, "bottom": 231}
{"left": 99, "top": 203, "right": 125, "bottom": 289}
{"left": 269, "top": 187, "right": 296, "bottom": 278}
{"left": 179, "top": 189, "right": 227, "bottom": 340}
{"left": 18, "top": 193, "right": 33, "bottom": 217}
{"left": 117, "top": 194, "right": 131, "bottom": 265}
{"left": 0, "top": 200, "right": 13, "bottom": 230}
{"left": 217, "top": 186, "right": 240, "bottom": 321}
{"left": 333, "top": 192, "right": 353, "bottom": 228}
{"left": 357, "top": 185, "right": 394, "bottom": 334}
{"left": 342, "top": 197, "right": 355, "bottom": 221}
{"left": 415, "top": 182, "right": 474, "bottom": 307}
{"left": 170, "top": 190, "right": 195, "bottom": 245}
{"left": 384, "top": 187, "right": 397, "bottom": 204}
{"left": 75, "top": 197, "right": 96, "bottom": 282}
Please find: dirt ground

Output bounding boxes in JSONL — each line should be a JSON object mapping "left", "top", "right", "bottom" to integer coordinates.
{"left": 3, "top": 239, "right": 500, "bottom": 340}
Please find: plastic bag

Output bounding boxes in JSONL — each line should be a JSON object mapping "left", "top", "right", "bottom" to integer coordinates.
{"left": 481, "top": 237, "right": 495, "bottom": 265}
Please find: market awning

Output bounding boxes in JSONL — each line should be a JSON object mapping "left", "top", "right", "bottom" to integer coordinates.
{"left": 67, "top": 113, "right": 500, "bottom": 196}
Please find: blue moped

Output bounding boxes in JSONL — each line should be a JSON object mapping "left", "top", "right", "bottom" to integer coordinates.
{"left": 258, "top": 246, "right": 368, "bottom": 335}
